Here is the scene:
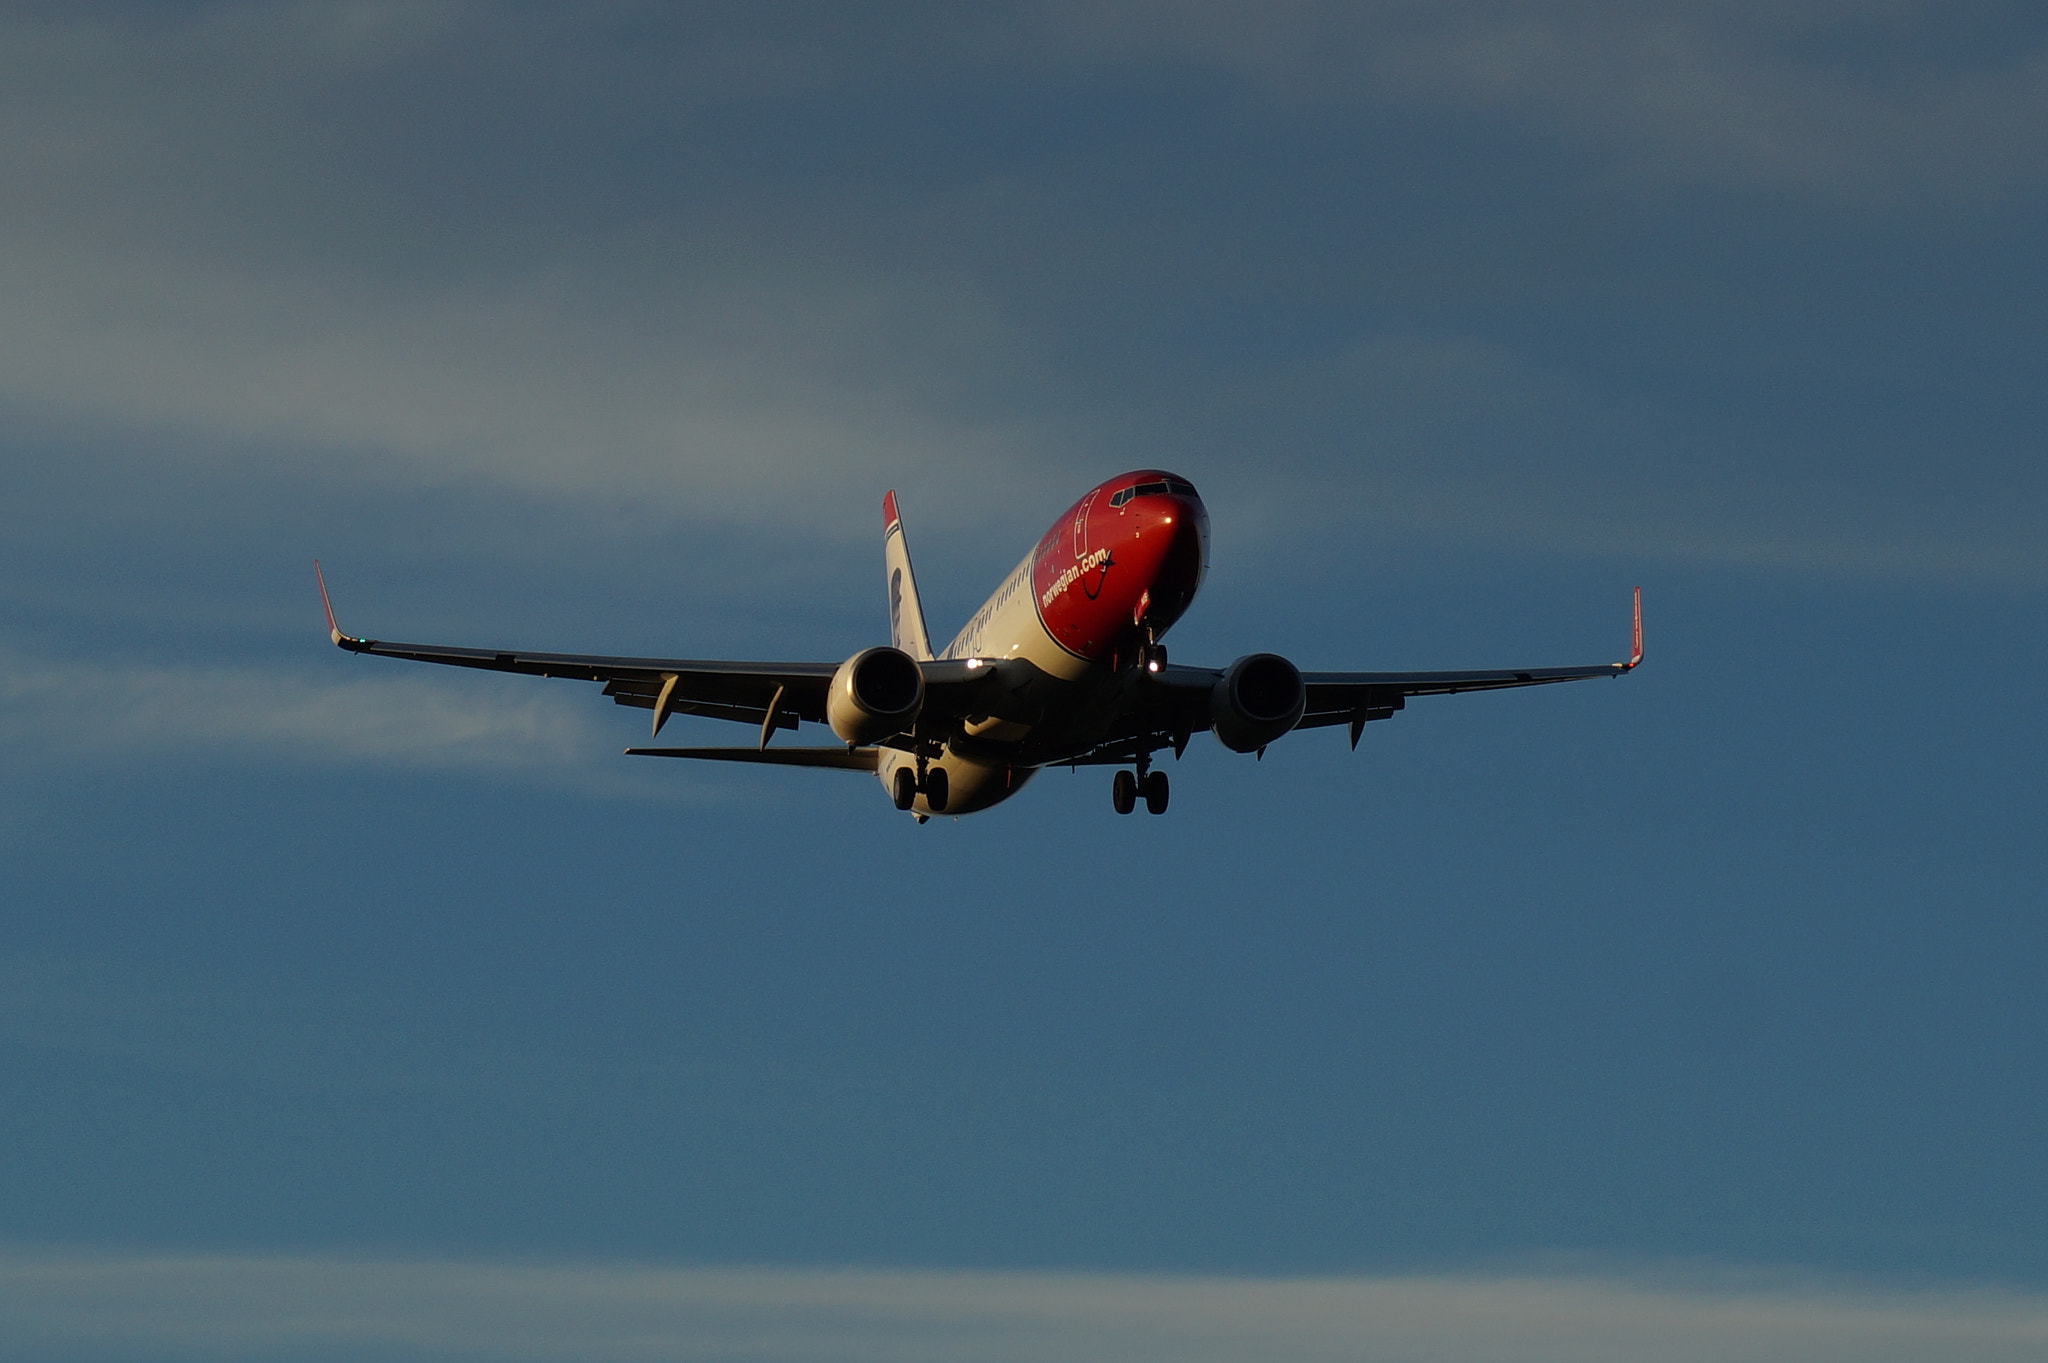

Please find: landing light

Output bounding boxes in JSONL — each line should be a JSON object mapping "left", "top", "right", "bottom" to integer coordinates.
{"left": 965, "top": 658, "right": 983, "bottom": 669}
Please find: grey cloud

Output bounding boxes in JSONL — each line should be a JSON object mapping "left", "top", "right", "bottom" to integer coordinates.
{"left": 0, "top": 5, "right": 1090, "bottom": 541}
{"left": 1046, "top": 1, "right": 2048, "bottom": 203}
{"left": 0, "top": 237, "right": 1061, "bottom": 538}
{"left": 0, "top": 642, "right": 610, "bottom": 775}
{"left": 1, "top": 1253, "right": 2045, "bottom": 1362}
{"left": 1, "top": 3, "right": 2039, "bottom": 585}
{"left": 1192, "top": 335, "right": 2048, "bottom": 584}
{"left": 1372, "top": 7, "right": 2048, "bottom": 203}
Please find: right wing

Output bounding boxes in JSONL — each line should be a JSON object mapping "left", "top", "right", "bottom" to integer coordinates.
{"left": 321, "top": 559, "right": 831, "bottom": 737}
{"left": 316, "top": 561, "right": 991, "bottom": 746}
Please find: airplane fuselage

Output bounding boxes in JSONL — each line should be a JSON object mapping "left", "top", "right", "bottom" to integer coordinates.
{"left": 877, "top": 470, "right": 1209, "bottom": 816}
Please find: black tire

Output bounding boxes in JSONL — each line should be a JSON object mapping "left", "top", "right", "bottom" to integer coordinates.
{"left": 924, "top": 765, "right": 950, "bottom": 813}
{"left": 893, "top": 766, "right": 917, "bottom": 811}
{"left": 1111, "top": 769, "right": 1137, "bottom": 815}
{"left": 1143, "top": 769, "right": 1170, "bottom": 815}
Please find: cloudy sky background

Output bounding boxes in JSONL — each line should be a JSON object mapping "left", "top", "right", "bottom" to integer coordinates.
{"left": 2, "top": 3, "right": 2045, "bottom": 1359}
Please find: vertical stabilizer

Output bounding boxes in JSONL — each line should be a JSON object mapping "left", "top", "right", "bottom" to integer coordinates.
{"left": 882, "top": 491, "right": 933, "bottom": 660}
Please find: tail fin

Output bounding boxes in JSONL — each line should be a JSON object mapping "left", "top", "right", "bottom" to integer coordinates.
{"left": 882, "top": 491, "right": 933, "bottom": 660}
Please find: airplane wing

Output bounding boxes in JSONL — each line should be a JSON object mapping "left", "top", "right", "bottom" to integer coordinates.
{"left": 1293, "top": 657, "right": 1633, "bottom": 746}
{"left": 1299, "top": 587, "right": 1639, "bottom": 743}
{"left": 1062, "top": 587, "right": 1642, "bottom": 761}
{"left": 316, "top": 562, "right": 991, "bottom": 746}
{"left": 622, "top": 746, "right": 880, "bottom": 769}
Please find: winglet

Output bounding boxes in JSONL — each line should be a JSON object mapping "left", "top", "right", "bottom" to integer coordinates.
{"left": 1624, "top": 585, "right": 1643, "bottom": 669}
{"left": 883, "top": 490, "right": 900, "bottom": 533}
{"left": 313, "top": 560, "right": 366, "bottom": 649}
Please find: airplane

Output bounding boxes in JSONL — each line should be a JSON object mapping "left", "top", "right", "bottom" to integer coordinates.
{"left": 316, "top": 470, "right": 1641, "bottom": 820}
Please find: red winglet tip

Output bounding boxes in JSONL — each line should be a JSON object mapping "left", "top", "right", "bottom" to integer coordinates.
{"left": 882, "top": 490, "right": 899, "bottom": 532}
{"left": 313, "top": 559, "right": 344, "bottom": 644}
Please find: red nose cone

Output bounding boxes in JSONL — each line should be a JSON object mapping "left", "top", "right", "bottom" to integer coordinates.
{"left": 1032, "top": 473, "right": 1208, "bottom": 663}
{"left": 1123, "top": 493, "right": 1205, "bottom": 628}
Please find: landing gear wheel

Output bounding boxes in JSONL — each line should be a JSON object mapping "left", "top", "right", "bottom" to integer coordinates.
{"left": 892, "top": 766, "right": 917, "bottom": 811}
{"left": 1111, "top": 769, "right": 1137, "bottom": 815}
{"left": 924, "top": 766, "right": 950, "bottom": 813}
{"left": 1143, "top": 769, "right": 1169, "bottom": 815}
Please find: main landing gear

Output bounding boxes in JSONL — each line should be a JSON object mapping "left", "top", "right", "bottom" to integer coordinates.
{"left": 1111, "top": 766, "right": 1168, "bottom": 815}
{"left": 894, "top": 761, "right": 949, "bottom": 813}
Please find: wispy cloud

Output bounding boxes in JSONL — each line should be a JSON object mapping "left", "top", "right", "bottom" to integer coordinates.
{"left": 1, "top": 1252, "right": 2043, "bottom": 1362}
{"left": 1193, "top": 334, "right": 2048, "bottom": 585}
{"left": 1, "top": 4, "right": 2041, "bottom": 584}
{"left": 0, "top": 643, "right": 608, "bottom": 775}
{"left": 1052, "top": 1, "right": 2048, "bottom": 203}
{"left": 0, "top": 6, "right": 1084, "bottom": 540}
{"left": 0, "top": 228, "right": 1061, "bottom": 542}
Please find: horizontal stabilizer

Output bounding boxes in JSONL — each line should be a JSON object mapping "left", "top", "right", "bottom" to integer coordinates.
{"left": 624, "top": 746, "right": 880, "bottom": 771}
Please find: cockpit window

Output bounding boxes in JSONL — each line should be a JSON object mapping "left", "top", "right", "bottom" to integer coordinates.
{"left": 1108, "top": 478, "right": 1199, "bottom": 509}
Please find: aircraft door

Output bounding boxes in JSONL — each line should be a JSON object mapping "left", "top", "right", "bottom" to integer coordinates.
{"left": 1072, "top": 489, "right": 1098, "bottom": 559}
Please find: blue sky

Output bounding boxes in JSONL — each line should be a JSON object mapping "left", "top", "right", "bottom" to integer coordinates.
{"left": 2, "top": 4, "right": 2046, "bottom": 1359}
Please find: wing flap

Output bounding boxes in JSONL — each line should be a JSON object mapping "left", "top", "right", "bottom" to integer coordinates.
{"left": 600, "top": 677, "right": 810, "bottom": 729}
{"left": 624, "top": 746, "right": 880, "bottom": 770}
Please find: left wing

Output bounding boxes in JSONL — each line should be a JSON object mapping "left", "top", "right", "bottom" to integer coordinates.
{"left": 1061, "top": 587, "right": 1642, "bottom": 761}
{"left": 1282, "top": 585, "right": 1641, "bottom": 747}
{"left": 1295, "top": 660, "right": 1631, "bottom": 747}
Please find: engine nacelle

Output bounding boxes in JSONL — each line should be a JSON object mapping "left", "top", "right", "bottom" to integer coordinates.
{"left": 827, "top": 646, "right": 925, "bottom": 746}
{"left": 1210, "top": 652, "right": 1305, "bottom": 753}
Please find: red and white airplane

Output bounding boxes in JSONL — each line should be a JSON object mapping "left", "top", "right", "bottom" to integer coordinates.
{"left": 317, "top": 471, "right": 1640, "bottom": 819}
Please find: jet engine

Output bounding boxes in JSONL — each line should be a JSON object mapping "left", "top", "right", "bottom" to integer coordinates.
{"left": 827, "top": 646, "right": 925, "bottom": 746}
{"left": 1210, "top": 652, "right": 1305, "bottom": 752}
